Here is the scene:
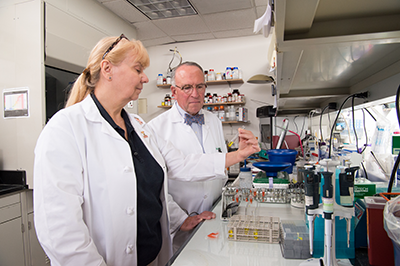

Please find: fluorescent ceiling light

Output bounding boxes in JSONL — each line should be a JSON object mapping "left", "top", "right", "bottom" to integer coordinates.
{"left": 127, "top": 0, "right": 197, "bottom": 20}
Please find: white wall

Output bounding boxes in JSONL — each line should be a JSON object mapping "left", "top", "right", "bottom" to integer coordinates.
{"left": 0, "top": 0, "right": 137, "bottom": 187}
{"left": 141, "top": 34, "right": 275, "bottom": 142}
{"left": 0, "top": 0, "right": 44, "bottom": 187}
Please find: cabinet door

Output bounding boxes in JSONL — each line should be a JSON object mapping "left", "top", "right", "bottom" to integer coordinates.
{"left": 28, "top": 213, "right": 50, "bottom": 266}
{"left": 0, "top": 217, "right": 25, "bottom": 266}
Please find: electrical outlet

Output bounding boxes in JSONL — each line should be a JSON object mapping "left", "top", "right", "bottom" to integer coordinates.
{"left": 127, "top": 101, "right": 134, "bottom": 108}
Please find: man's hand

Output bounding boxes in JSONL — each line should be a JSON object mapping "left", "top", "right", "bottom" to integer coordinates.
{"left": 238, "top": 128, "right": 261, "bottom": 157}
{"left": 225, "top": 128, "right": 260, "bottom": 167}
{"left": 180, "top": 211, "right": 216, "bottom": 231}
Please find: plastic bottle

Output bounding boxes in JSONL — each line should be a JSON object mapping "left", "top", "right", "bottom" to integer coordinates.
{"left": 208, "top": 69, "right": 215, "bottom": 81}
{"left": 157, "top": 74, "right": 163, "bottom": 85}
{"left": 225, "top": 67, "right": 232, "bottom": 79}
{"left": 218, "top": 105, "right": 225, "bottom": 121}
{"left": 229, "top": 105, "right": 236, "bottom": 121}
{"left": 239, "top": 166, "right": 252, "bottom": 189}
{"left": 232, "top": 67, "right": 239, "bottom": 79}
{"left": 204, "top": 70, "right": 208, "bottom": 81}
{"left": 166, "top": 75, "right": 171, "bottom": 84}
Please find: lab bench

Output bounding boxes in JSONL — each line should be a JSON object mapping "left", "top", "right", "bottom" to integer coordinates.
{"left": 166, "top": 198, "right": 307, "bottom": 266}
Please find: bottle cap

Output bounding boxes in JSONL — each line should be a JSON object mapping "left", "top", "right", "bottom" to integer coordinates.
{"left": 240, "top": 167, "right": 251, "bottom": 172}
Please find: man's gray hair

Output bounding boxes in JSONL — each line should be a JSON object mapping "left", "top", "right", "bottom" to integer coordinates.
{"left": 171, "top": 61, "right": 204, "bottom": 86}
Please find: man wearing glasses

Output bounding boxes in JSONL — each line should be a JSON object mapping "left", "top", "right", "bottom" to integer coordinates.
{"left": 147, "top": 61, "right": 227, "bottom": 251}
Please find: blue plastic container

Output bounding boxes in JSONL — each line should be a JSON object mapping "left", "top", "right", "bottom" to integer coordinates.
{"left": 267, "top": 149, "right": 298, "bottom": 174}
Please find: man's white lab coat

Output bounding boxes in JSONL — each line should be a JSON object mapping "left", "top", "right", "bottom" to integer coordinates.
{"left": 34, "top": 96, "right": 226, "bottom": 266}
{"left": 147, "top": 103, "right": 228, "bottom": 235}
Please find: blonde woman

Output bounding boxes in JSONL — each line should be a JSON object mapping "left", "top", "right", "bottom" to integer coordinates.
{"left": 33, "top": 35, "right": 259, "bottom": 266}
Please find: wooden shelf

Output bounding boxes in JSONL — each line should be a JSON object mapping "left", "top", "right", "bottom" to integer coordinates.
{"left": 157, "top": 84, "right": 171, "bottom": 88}
{"left": 222, "top": 121, "right": 248, "bottom": 124}
{"left": 157, "top": 102, "right": 245, "bottom": 109}
{"left": 204, "top": 101, "right": 245, "bottom": 106}
{"left": 156, "top": 78, "right": 244, "bottom": 89}
{"left": 206, "top": 79, "right": 244, "bottom": 85}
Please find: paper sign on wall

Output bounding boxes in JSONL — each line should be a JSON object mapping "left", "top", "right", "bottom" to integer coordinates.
{"left": 3, "top": 87, "right": 29, "bottom": 118}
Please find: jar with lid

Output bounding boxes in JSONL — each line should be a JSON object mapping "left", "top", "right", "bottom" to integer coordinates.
{"left": 204, "top": 70, "right": 208, "bottom": 81}
{"left": 164, "top": 94, "right": 171, "bottom": 106}
{"left": 212, "top": 106, "right": 219, "bottom": 117}
{"left": 204, "top": 93, "right": 211, "bottom": 103}
{"left": 157, "top": 74, "right": 164, "bottom": 85}
{"left": 238, "top": 94, "right": 245, "bottom": 103}
{"left": 166, "top": 75, "right": 171, "bottom": 84}
{"left": 216, "top": 72, "right": 222, "bottom": 80}
{"left": 227, "top": 93, "right": 232, "bottom": 102}
{"left": 212, "top": 93, "right": 218, "bottom": 103}
{"left": 239, "top": 166, "right": 252, "bottom": 189}
{"left": 232, "top": 89, "right": 240, "bottom": 102}
{"left": 208, "top": 69, "right": 216, "bottom": 81}
{"left": 163, "top": 77, "right": 167, "bottom": 84}
{"left": 218, "top": 105, "right": 225, "bottom": 122}
{"left": 222, "top": 95, "right": 227, "bottom": 103}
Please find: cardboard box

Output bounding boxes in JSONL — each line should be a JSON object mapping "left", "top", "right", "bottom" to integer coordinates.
{"left": 354, "top": 179, "right": 376, "bottom": 200}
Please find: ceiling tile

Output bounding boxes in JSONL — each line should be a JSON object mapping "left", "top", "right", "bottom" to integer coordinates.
{"left": 141, "top": 36, "right": 176, "bottom": 48}
{"left": 102, "top": 0, "right": 148, "bottom": 23}
{"left": 171, "top": 32, "right": 215, "bottom": 42}
{"left": 213, "top": 28, "right": 256, "bottom": 38}
{"left": 152, "top": 16, "right": 210, "bottom": 35}
{"left": 133, "top": 21, "right": 167, "bottom": 40}
{"left": 202, "top": 9, "right": 256, "bottom": 32}
{"left": 191, "top": 0, "right": 253, "bottom": 14}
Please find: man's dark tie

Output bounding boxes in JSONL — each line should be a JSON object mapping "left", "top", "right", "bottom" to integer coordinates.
{"left": 184, "top": 113, "right": 204, "bottom": 125}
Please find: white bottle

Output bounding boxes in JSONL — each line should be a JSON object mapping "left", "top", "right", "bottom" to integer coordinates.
{"left": 239, "top": 167, "right": 252, "bottom": 189}
{"left": 229, "top": 105, "right": 236, "bottom": 121}
{"left": 157, "top": 74, "right": 163, "bottom": 85}
{"left": 225, "top": 67, "right": 232, "bottom": 79}
{"left": 232, "top": 67, "right": 239, "bottom": 79}
{"left": 208, "top": 69, "right": 216, "bottom": 81}
{"left": 218, "top": 106, "right": 225, "bottom": 121}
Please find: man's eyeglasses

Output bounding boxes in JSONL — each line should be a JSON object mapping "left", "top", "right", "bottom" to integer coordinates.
{"left": 102, "top": 34, "right": 129, "bottom": 60}
{"left": 175, "top": 83, "right": 207, "bottom": 95}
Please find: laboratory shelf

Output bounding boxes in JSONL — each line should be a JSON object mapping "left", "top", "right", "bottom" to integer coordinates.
{"left": 221, "top": 121, "right": 248, "bottom": 124}
{"left": 156, "top": 78, "right": 244, "bottom": 88}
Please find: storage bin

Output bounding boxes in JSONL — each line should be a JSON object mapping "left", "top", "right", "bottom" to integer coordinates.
{"left": 365, "top": 196, "right": 394, "bottom": 266}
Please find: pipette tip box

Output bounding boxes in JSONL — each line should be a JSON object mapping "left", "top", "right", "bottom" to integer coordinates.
{"left": 280, "top": 220, "right": 311, "bottom": 259}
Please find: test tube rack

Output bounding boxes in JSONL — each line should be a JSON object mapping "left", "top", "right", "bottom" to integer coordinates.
{"left": 227, "top": 215, "right": 280, "bottom": 243}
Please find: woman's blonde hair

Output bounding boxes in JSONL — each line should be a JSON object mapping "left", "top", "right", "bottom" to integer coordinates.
{"left": 65, "top": 36, "right": 149, "bottom": 107}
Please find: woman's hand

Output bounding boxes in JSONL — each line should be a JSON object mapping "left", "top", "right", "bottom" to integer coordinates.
{"left": 180, "top": 211, "right": 216, "bottom": 231}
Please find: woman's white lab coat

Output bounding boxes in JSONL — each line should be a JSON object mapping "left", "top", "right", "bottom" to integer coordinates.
{"left": 147, "top": 103, "right": 228, "bottom": 234}
{"left": 33, "top": 96, "right": 226, "bottom": 266}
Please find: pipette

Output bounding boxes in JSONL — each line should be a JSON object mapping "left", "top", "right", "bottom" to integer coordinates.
{"left": 227, "top": 126, "right": 245, "bottom": 147}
